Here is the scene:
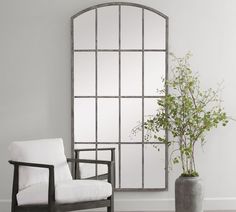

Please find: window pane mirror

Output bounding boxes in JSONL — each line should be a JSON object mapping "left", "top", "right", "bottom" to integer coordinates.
{"left": 72, "top": 2, "right": 168, "bottom": 191}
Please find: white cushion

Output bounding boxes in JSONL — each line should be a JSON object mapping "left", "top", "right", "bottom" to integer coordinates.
{"left": 17, "top": 180, "right": 112, "bottom": 205}
{"left": 9, "top": 138, "right": 72, "bottom": 190}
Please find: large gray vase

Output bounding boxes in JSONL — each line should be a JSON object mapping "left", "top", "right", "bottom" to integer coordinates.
{"left": 175, "top": 176, "right": 203, "bottom": 212}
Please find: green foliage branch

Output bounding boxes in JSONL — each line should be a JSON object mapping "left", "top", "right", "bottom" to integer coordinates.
{"left": 141, "top": 53, "right": 229, "bottom": 177}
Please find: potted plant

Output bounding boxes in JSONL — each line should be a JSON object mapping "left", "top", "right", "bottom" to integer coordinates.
{"left": 141, "top": 53, "right": 229, "bottom": 212}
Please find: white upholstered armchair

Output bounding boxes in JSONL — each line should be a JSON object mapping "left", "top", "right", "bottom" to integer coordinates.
{"left": 8, "top": 138, "right": 115, "bottom": 212}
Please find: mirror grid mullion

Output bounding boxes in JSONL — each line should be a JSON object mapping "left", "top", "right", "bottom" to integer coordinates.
{"left": 118, "top": 5, "right": 121, "bottom": 189}
{"left": 141, "top": 8, "right": 145, "bottom": 189}
{"left": 95, "top": 8, "right": 98, "bottom": 178}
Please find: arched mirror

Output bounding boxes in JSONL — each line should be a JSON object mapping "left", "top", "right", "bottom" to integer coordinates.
{"left": 71, "top": 2, "right": 168, "bottom": 191}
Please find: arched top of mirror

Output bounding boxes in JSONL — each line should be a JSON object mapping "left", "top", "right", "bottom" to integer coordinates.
{"left": 72, "top": 2, "right": 168, "bottom": 51}
{"left": 71, "top": 2, "right": 168, "bottom": 19}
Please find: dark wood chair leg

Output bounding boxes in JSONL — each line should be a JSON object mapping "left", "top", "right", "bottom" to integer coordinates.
{"left": 107, "top": 204, "right": 114, "bottom": 212}
{"left": 107, "top": 159, "right": 115, "bottom": 212}
{"left": 48, "top": 205, "right": 55, "bottom": 212}
{"left": 11, "top": 198, "right": 17, "bottom": 212}
{"left": 48, "top": 167, "right": 56, "bottom": 212}
{"left": 11, "top": 202, "right": 17, "bottom": 212}
{"left": 107, "top": 196, "right": 114, "bottom": 212}
{"left": 107, "top": 205, "right": 114, "bottom": 212}
{"left": 11, "top": 165, "right": 19, "bottom": 212}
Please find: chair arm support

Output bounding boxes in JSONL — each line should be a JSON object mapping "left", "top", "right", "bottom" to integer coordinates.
{"left": 8, "top": 160, "right": 55, "bottom": 208}
{"left": 107, "top": 160, "right": 115, "bottom": 186}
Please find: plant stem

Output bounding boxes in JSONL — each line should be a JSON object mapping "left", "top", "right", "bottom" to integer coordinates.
{"left": 179, "top": 136, "right": 186, "bottom": 173}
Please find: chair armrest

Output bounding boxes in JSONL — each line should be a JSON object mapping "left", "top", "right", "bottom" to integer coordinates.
{"left": 8, "top": 160, "right": 55, "bottom": 207}
{"left": 74, "top": 148, "right": 115, "bottom": 162}
{"left": 67, "top": 158, "right": 112, "bottom": 165}
{"left": 74, "top": 148, "right": 115, "bottom": 152}
{"left": 9, "top": 160, "right": 54, "bottom": 169}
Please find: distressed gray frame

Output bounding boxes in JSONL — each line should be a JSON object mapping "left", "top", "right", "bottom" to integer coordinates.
{"left": 71, "top": 2, "right": 169, "bottom": 191}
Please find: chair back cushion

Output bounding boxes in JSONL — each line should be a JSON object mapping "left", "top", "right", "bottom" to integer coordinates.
{"left": 9, "top": 138, "right": 72, "bottom": 190}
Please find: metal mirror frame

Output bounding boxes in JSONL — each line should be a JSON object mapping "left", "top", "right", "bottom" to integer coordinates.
{"left": 71, "top": 2, "right": 169, "bottom": 191}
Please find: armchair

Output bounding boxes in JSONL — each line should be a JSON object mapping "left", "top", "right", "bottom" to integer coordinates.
{"left": 8, "top": 138, "right": 115, "bottom": 212}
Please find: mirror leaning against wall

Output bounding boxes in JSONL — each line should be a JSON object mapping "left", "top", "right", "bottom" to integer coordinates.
{"left": 72, "top": 2, "right": 168, "bottom": 191}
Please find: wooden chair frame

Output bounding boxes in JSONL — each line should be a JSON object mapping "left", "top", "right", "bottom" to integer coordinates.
{"left": 9, "top": 148, "right": 115, "bottom": 212}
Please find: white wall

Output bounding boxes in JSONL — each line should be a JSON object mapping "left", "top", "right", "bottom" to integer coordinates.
{"left": 1, "top": 0, "right": 236, "bottom": 211}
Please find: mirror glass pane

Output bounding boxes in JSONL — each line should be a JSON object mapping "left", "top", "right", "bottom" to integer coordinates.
{"left": 98, "top": 98, "right": 119, "bottom": 142}
{"left": 98, "top": 52, "right": 119, "bottom": 96}
{"left": 121, "top": 98, "right": 142, "bottom": 142}
{"left": 144, "top": 144, "right": 165, "bottom": 188}
{"left": 121, "top": 144, "right": 142, "bottom": 188}
{"left": 74, "top": 52, "right": 95, "bottom": 96}
{"left": 144, "top": 98, "right": 165, "bottom": 140}
{"left": 73, "top": 10, "right": 95, "bottom": 49}
{"left": 121, "top": 6, "right": 142, "bottom": 49}
{"left": 144, "top": 10, "right": 165, "bottom": 49}
{"left": 74, "top": 99, "right": 95, "bottom": 142}
{"left": 97, "top": 144, "right": 119, "bottom": 188}
{"left": 97, "top": 6, "right": 119, "bottom": 49}
{"left": 144, "top": 52, "right": 165, "bottom": 96}
{"left": 121, "top": 52, "right": 142, "bottom": 96}
{"left": 74, "top": 144, "right": 95, "bottom": 150}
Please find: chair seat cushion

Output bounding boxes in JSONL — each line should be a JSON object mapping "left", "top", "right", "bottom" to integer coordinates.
{"left": 17, "top": 180, "right": 112, "bottom": 206}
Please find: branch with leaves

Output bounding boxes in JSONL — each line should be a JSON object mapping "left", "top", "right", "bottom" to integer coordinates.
{"left": 140, "top": 52, "right": 229, "bottom": 177}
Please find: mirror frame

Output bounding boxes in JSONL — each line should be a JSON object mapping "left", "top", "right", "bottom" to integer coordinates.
{"left": 71, "top": 2, "right": 169, "bottom": 191}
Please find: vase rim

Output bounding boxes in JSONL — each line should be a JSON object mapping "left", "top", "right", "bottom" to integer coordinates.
{"left": 179, "top": 175, "right": 200, "bottom": 178}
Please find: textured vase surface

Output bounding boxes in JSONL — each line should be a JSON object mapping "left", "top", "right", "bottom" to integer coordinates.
{"left": 175, "top": 176, "right": 203, "bottom": 212}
